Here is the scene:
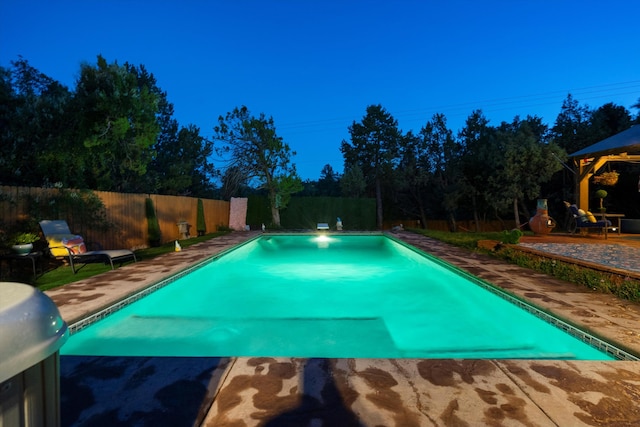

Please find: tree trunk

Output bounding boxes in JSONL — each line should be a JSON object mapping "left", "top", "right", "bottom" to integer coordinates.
{"left": 519, "top": 199, "right": 530, "bottom": 228}
{"left": 419, "top": 204, "right": 428, "bottom": 230}
{"left": 269, "top": 188, "right": 281, "bottom": 226}
{"left": 375, "top": 176, "right": 383, "bottom": 229}
{"left": 448, "top": 212, "right": 457, "bottom": 232}
{"left": 271, "top": 205, "right": 281, "bottom": 227}
{"left": 513, "top": 198, "right": 520, "bottom": 229}
{"left": 472, "top": 194, "right": 480, "bottom": 232}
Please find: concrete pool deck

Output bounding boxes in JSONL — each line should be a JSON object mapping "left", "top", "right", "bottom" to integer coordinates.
{"left": 46, "top": 231, "right": 640, "bottom": 426}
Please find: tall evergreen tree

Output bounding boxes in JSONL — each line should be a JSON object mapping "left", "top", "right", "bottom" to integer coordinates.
{"left": 550, "top": 94, "right": 591, "bottom": 155}
{"left": 316, "top": 164, "right": 341, "bottom": 196}
{"left": 395, "top": 130, "right": 431, "bottom": 227}
{"left": 458, "top": 110, "right": 494, "bottom": 231}
{"left": 341, "top": 104, "right": 401, "bottom": 229}
{"left": 420, "top": 113, "right": 462, "bottom": 231}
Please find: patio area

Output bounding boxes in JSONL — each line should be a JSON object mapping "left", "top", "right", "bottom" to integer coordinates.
{"left": 45, "top": 230, "right": 640, "bottom": 426}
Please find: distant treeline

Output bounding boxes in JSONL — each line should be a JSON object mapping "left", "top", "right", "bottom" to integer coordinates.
{"left": 2, "top": 56, "right": 639, "bottom": 229}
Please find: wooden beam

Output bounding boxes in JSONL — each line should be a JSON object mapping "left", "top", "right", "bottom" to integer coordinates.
{"left": 574, "top": 156, "right": 621, "bottom": 211}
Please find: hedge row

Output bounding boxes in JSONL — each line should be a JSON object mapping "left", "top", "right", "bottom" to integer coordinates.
{"left": 247, "top": 196, "right": 376, "bottom": 230}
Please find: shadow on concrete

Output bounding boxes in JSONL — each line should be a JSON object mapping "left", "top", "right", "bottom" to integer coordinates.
{"left": 263, "top": 358, "right": 362, "bottom": 427}
{"left": 60, "top": 356, "right": 230, "bottom": 427}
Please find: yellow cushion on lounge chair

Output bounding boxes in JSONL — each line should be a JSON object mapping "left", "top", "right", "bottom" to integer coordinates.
{"left": 46, "top": 234, "right": 85, "bottom": 257}
{"left": 577, "top": 209, "right": 588, "bottom": 223}
{"left": 586, "top": 211, "right": 597, "bottom": 223}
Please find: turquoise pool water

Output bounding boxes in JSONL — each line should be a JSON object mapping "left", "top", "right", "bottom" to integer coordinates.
{"left": 62, "top": 235, "right": 613, "bottom": 359}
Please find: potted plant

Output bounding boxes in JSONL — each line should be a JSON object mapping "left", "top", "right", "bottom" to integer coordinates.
{"left": 592, "top": 171, "right": 619, "bottom": 186}
{"left": 8, "top": 232, "right": 40, "bottom": 255}
{"left": 594, "top": 189, "right": 608, "bottom": 213}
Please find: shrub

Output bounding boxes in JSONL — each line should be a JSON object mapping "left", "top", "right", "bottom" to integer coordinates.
{"left": 24, "top": 187, "right": 111, "bottom": 235}
{"left": 594, "top": 189, "right": 608, "bottom": 199}
{"left": 411, "top": 229, "right": 640, "bottom": 303}
{"left": 495, "top": 247, "right": 640, "bottom": 302}
{"left": 196, "top": 199, "right": 206, "bottom": 236}
{"left": 145, "top": 198, "right": 162, "bottom": 247}
{"left": 500, "top": 229, "right": 523, "bottom": 244}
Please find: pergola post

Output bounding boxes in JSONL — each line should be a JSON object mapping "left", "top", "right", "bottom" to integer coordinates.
{"left": 575, "top": 156, "right": 607, "bottom": 211}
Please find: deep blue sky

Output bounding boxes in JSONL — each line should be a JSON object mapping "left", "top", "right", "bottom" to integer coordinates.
{"left": 2, "top": 1, "right": 639, "bottom": 180}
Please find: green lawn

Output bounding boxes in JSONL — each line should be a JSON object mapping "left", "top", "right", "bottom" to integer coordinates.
{"left": 32, "top": 232, "right": 229, "bottom": 292}
{"left": 407, "top": 228, "right": 528, "bottom": 249}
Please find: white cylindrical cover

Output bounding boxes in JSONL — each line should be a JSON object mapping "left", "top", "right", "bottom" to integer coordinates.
{"left": 0, "top": 282, "right": 68, "bottom": 383}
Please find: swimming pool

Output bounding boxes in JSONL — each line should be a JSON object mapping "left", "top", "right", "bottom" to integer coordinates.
{"left": 63, "top": 234, "right": 616, "bottom": 360}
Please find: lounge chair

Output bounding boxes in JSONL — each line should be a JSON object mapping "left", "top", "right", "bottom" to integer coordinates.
{"left": 39, "top": 220, "right": 137, "bottom": 273}
{"left": 317, "top": 223, "right": 330, "bottom": 230}
{"left": 566, "top": 204, "right": 612, "bottom": 237}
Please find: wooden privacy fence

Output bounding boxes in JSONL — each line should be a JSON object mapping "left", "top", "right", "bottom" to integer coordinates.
{"left": 0, "top": 186, "right": 229, "bottom": 250}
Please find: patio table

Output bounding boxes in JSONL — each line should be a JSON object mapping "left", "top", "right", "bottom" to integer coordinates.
{"left": 0, "top": 251, "right": 44, "bottom": 281}
{"left": 602, "top": 213, "right": 625, "bottom": 238}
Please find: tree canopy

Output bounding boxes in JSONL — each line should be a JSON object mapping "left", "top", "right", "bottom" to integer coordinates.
{"left": 213, "top": 106, "right": 302, "bottom": 225}
{"left": 341, "top": 104, "right": 402, "bottom": 228}
{"left": 3, "top": 56, "right": 639, "bottom": 227}
{"left": 0, "top": 57, "right": 216, "bottom": 196}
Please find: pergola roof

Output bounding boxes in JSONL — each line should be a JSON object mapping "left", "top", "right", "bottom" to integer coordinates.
{"left": 570, "top": 125, "right": 640, "bottom": 158}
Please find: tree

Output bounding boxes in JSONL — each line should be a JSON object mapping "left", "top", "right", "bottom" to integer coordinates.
{"left": 220, "top": 165, "right": 250, "bottom": 200}
{"left": 341, "top": 104, "right": 402, "bottom": 229}
{"left": 0, "top": 58, "right": 76, "bottom": 186}
{"left": 135, "top": 65, "right": 216, "bottom": 196}
{"left": 316, "top": 164, "right": 341, "bottom": 196}
{"left": 149, "top": 123, "right": 216, "bottom": 196}
{"left": 73, "top": 55, "right": 160, "bottom": 192}
{"left": 588, "top": 102, "right": 632, "bottom": 142}
{"left": 419, "top": 113, "right": 463, "bottom": 231}
{"left": 632, "top": 97, "right": 640, "bottom": 124}
{"left": 0, "top": 57, "right": 220, "bottom": 194}
{"left": 340, "top": 164, "right": 366, "bottom": 198}
{"left": 489, "top": 116, "right": 564, "bottom": 228}
{"left": 550, "top": 94, "right": 591, "bottom": 155}
{"left": 0, "top": 66, "right": 12, "bottom": 169}
{"left": 213, "top": 106, "right": 302, "bottom": 226}
{"left": 458, "top": 110, "right": 495, "bottom": 231}
{"left": 394, "top": 130, "right": 431, "bottom": 226}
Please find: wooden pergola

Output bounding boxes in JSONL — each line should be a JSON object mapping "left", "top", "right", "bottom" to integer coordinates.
{"left": 570, "top": 125, "right": 640, "bottom": 211}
